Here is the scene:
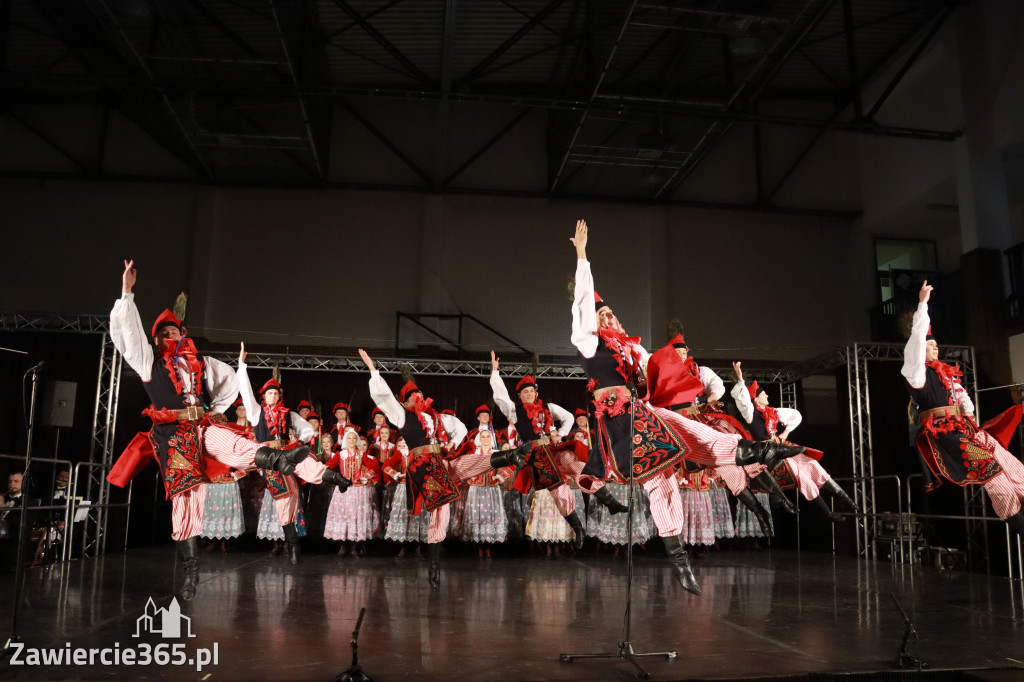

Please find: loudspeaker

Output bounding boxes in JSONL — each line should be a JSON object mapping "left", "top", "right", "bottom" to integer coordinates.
{"left": 40, "top": 381, "right": 77, "bottom": 428}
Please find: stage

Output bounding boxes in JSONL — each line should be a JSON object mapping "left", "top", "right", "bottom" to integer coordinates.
{"left": 1, "top": 546, "right": 1022, "bottom": 681}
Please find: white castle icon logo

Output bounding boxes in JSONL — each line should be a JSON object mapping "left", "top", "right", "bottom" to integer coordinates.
{"left": 133, "top": 597, "right": 196, "bottom": 638}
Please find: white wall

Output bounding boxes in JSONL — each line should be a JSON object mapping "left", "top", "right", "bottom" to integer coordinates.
{"left": 2, "top": 179, "right": 867, "bottom": 362}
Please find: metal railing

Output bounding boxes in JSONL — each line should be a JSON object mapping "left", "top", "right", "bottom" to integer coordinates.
{"left": 0, "top": 454, "right": 74, "bottom": 564}
{"left": 69, "top": 461, "right": 132, "bottom": 559}
{"left": 828, "top": 474, "right": 903, "bottom": 562}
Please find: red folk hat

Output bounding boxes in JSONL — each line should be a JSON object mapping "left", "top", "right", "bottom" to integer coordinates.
{"left": 747, "top": 380, "right": 765, "bottom": 401}
{"left": 398, "top": 380, "right": 421, "bottom": 403}
{"left": 574, "top": 408, "right": 587, "bottom": 418}
{"left": 150, "top": 309, "right": 183, "bottom": 338}
{"left": 296, "top": 400, "right": 313, "bottom": 411}
{"left": 594, "top": 292, "right": 610, "bottom": 312}
{"left": 372, "top": 406, "right": 385, "bottom": 418}
{"left": 669, "top": 333, "right": 687, "bottom": 349}
{"left": 259, "top": 379, "right": 282, "bottom": 395}
{"left": 515, "top": 376, "right": 537, "bottom": 393}
{"left": 306, "top": 411, "right": 320, "bottom": 421}
{"left": 475, "top": 404, "right": 491, "bottom": 415}
{"left": 332, "top": 402, "right": 350, "bottom": 414}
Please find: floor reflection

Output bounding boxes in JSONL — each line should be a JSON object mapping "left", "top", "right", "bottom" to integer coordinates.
{"left": 1, "top": 547, "right": 1022, "bottom": 680}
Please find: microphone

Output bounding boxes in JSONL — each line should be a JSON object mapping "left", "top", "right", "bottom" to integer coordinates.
{"left": 28, "top": 361, "right": 47, "bottom": 374}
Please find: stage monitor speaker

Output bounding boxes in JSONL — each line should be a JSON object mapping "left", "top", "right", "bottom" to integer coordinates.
{"left": 40, "top": 380, "right": 77, "bottom": 428}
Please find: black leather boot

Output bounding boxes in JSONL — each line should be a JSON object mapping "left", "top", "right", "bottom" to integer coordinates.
{"left": 1006, "top": 512, "right": 1024, "bottom": 540}
{"left": 821, "top": 479, "right": 857, "bottom": 514}
{"left": 428, "top": 543, "right": 442, "bottom": 590}
{"left": 177, "top": 536, "right": 200, "bottom": 601}
{"left": 254, "top": 445, "right": 311, "bottom": 477}
{"left": 321, "top": 468, "right": 352, "bottom": 492}
{"left": 282, "top": 523, "right": 300, "bottom": 565}
{"left": 594, "top": 486, "right": 630, "bottom": 515}
{"left": 492, "top": 442, "right": 532, "bottom": 470}
{"left": 754, "top": 471, "right": 797, "bottom": 514}
{"left": 661, "top": 534, "right": 701, "bottom": 595}
{"left": 812, "top": 494, "right": 844, "bottom": 523}
{"left": 563, "top": 513, "right": 585, "bottom": 550}
{"left": 735, "top": 439, "right": 805, "bottom": 470}
{"left": 736, "top": 489, "right": 773, "bottom": 536}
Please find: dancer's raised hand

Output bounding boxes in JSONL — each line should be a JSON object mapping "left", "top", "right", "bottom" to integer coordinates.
{"left": 570, "top": 219, "right": 588, "bottom": 259}
{"left": 122, "top": 259, "right": 136, "bottom": 294}
{"left": 238, "top": 342, "right": 247, "bottom": 365}
{"left": 358, "top": 348, "right": 375, "bottom": 372}
{"left": 490, "top": 350, "right": 500, "bottom": 372}
{"left": 919, "top": 280, "right": 933, "bottom": 304}
{"left": 732, "top": 361, "right": 744, "bottom": 382}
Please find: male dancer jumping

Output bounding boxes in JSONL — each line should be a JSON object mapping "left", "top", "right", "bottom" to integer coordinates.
{"left": 489, "top": 351, "right": 589, "bottom": 549}
{"left": 903, "top": 280, "right": 1024, "bottom": 537}
{"left": 358, "top": 349, "right": 525, "bottom": 589}
{"left": 569, "top": 220, "right": 804, "bottom": 595}
{"left": 107, "top": 260, "right": 343, "bottom": 600}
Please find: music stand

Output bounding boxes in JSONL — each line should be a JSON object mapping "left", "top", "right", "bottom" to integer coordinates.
{"left": 559, "top": 390, "right": 677, "bottom": 679}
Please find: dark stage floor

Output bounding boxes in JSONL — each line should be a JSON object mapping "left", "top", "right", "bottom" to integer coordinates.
{"left": 2, "top": 545, "right": 1023, "bottom": 681}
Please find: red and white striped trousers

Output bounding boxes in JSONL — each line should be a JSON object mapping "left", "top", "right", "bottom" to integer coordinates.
{"left": 171, "top": 424, "right": 328, "bottom": 540}
{"left": 978, "top": 431, "right": 1024, "bottom": 519}
{"left": 784, "top": 454, "right": 832, "bottom": 501}
{"left": 427, "top": 449, "right": 493, "bottom": 544}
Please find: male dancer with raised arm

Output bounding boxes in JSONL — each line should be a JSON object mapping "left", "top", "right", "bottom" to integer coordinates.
{"left": 569, "top": 220, "right": 804, "bottom": 595}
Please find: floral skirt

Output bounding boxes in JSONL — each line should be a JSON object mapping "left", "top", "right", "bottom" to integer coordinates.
{"left": 200, "top": 482, "right": 244, "bottom": 539}
{"left": 585, "top": 482, "right": 654, "bottom": 546}
{"left": 709, "top": 486, "right": 735, "bottom": 539}
{"left": 735, "top": 490, "right": 773, "bottom": 538}
{"left": 679, "top": 488, "right": 716, "bottom": 546}
{"left": 384, "top": 483, "right": 429, "bottom": 543}
{"left": 256, "top": 489, "right": 307, "bottom": 540}
{"left": 459, "top": 485, "right": 507, "bottom": 543}
{"left": 525, "top": 488, "right": 586, "bottom": 543}
{"left": 323, "top": 485, "right": 379, "bottom": 541}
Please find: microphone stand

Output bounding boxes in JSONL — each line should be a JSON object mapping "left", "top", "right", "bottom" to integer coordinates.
{"left": 560, "top": 384, "right": 676, "bottom": 679}
{"left": 3, "top": 362, "right": 44, "bottom": 655}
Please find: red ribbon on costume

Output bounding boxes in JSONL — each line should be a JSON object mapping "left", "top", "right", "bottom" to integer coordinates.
{"left": 925, "top": 359, "right": 963, "bottom": 400}
{"left": 522, "top": 400, "right": 554, "bottom": 435}
{"left": 756, "top": 404, "right": 780, "bottom": 437}
{"left": 158, "top": 337, "right": 203, "bottom": 397}
{"left": 408, "top": 396, "right": 449, "bottom": 446}
{"left": 596, "top": 327, "right": 645, "bottom": 384}
{"left": 262, "top": 402, "right": 290, "bottom": 437}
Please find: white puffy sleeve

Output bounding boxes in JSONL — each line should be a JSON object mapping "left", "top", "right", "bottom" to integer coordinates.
{"left": 548, "top": 402, "right": 573, "bottom": 437}
{"left": 440, "top": 413, "right": 468, "bottom": 447}
{"left": 489, "top": 371, "right": 517, "bottom": 423}
{"left": 368, "top": 370, "right": 406, "bottom": 429}
{"left": 236, "top": 362, "right": 261, "bottom": 424}
{"left": 204, "top": 356, "right": 238, "bottom": 413}
{"left": 699, "top": 366, "right": 725, "bottom": 401}
{"left": 109, "top": 293, "right": 154, "bottom": 380}
{"left": 731, "top": 381, "right": 754, "bottom": 424}
{"left": 901, "top": 302, "right": 929, "bottom": 389}
{"left": 775, "top": 407, "right": 803, "bottom": 434}
{"left": 571, "top": 259, "right": 599, "bottom": 358}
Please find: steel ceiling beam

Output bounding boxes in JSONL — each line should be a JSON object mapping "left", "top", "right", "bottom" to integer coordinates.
{"left": 456, "top": 0, "right": 566, "bottom": 88}
{"left": 653, "top": 0, "right": 841, "bottom": 200}
{"left": 30, "top": 0, "right": 209, "bottom": 179}
{"left": 866, "top": 5, "right": 954, "bottom": 120}
{"left": 330, "top": 0, "right": 431, "bottom": 86}
{"left": 550, "top": 1, "right": 637, "bottom": 193}
{"left": 270, "top": 0, "right": 322, "bottom": 180}
{"left": 336, "top": 98, "right": 432, "bottom": 186}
